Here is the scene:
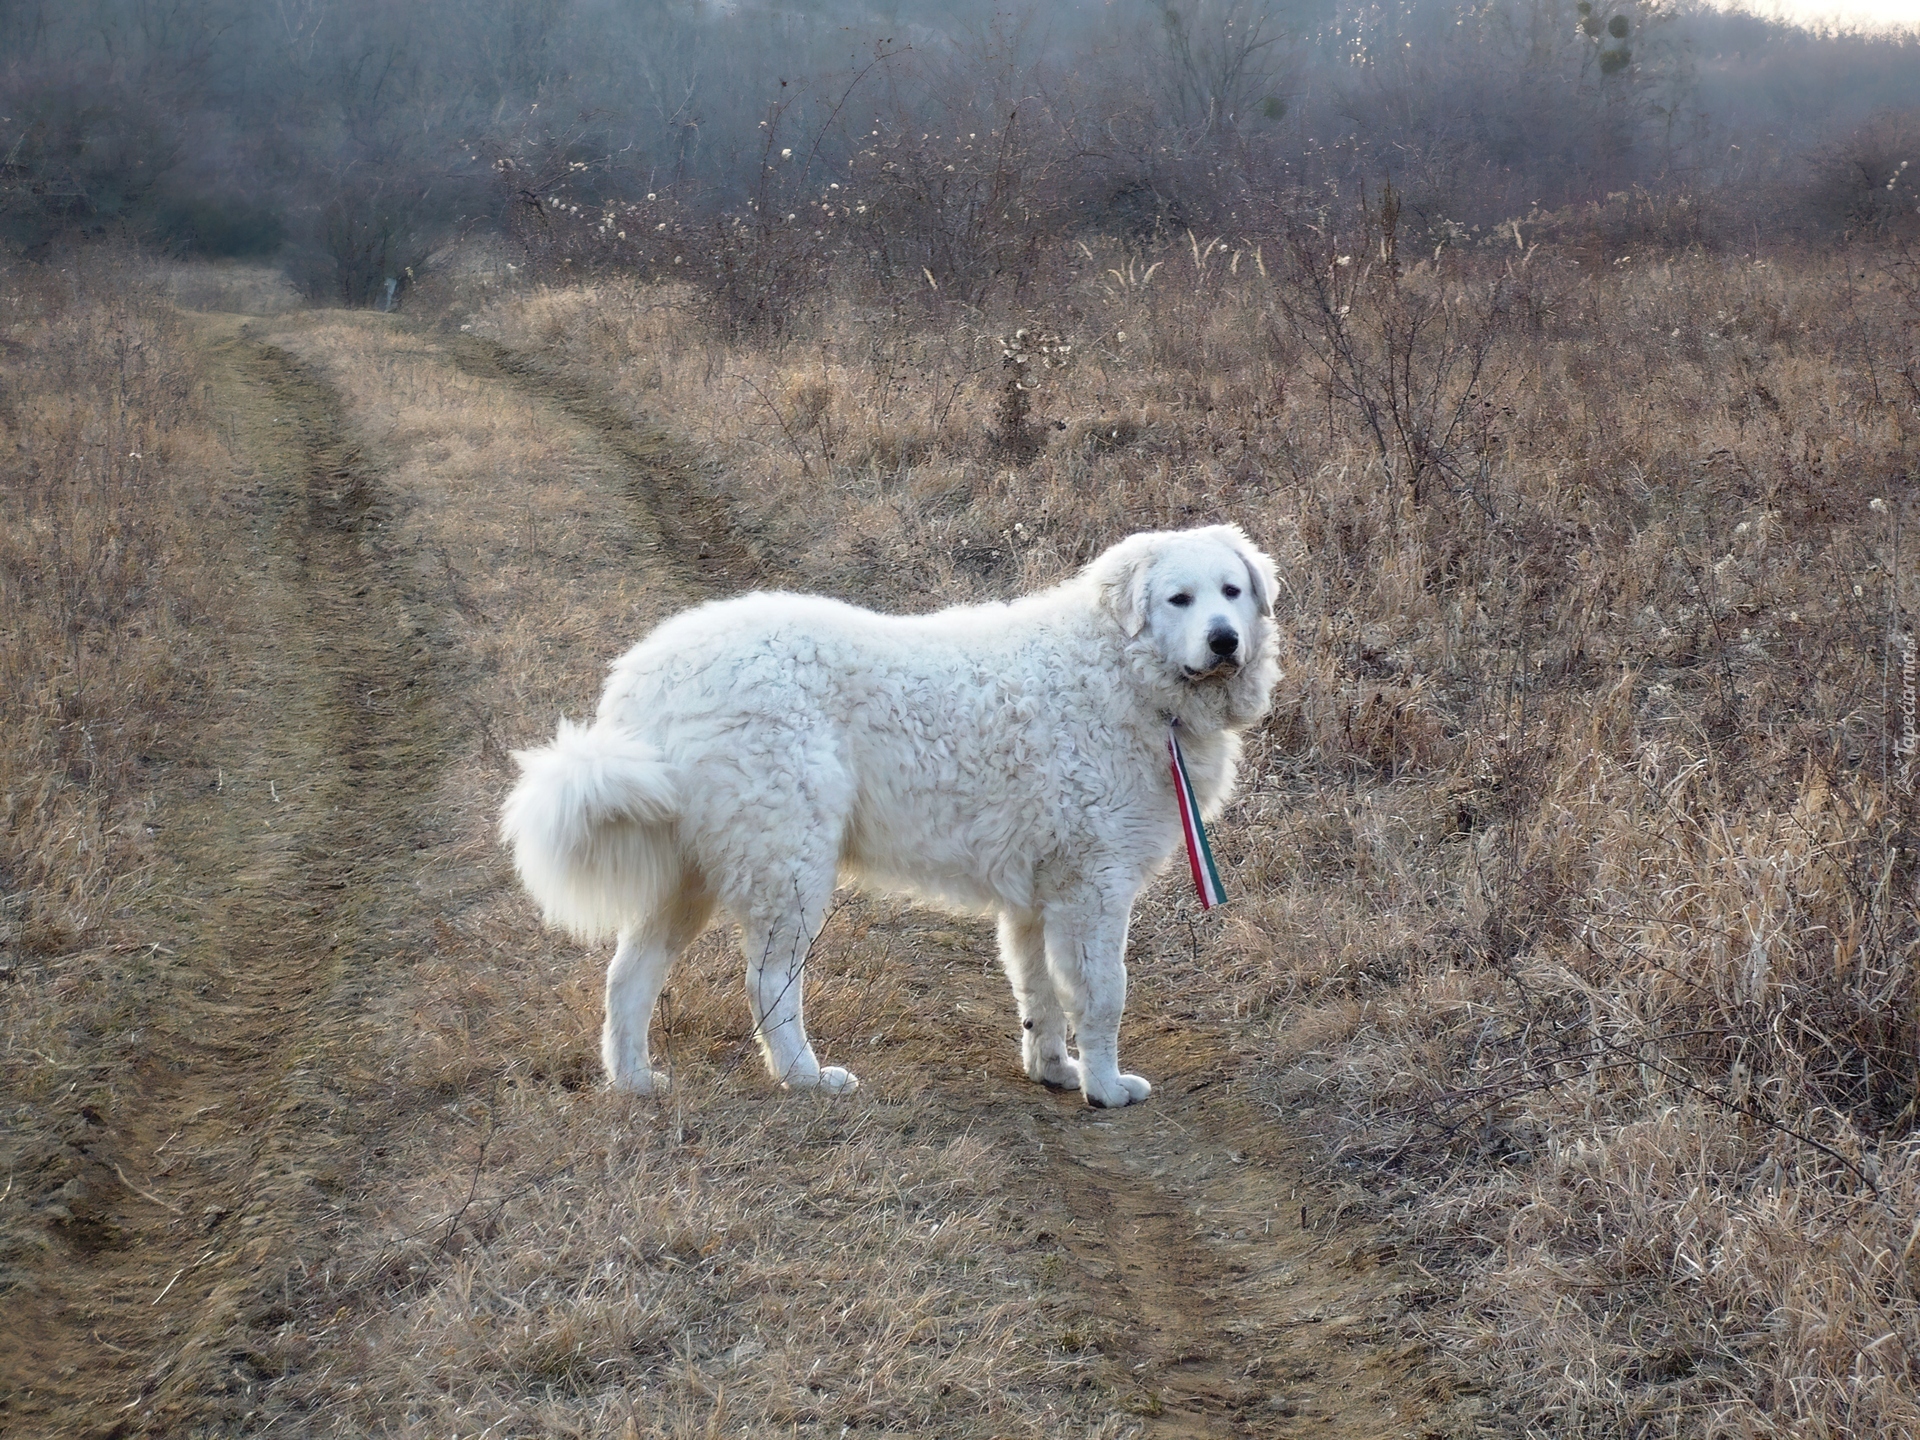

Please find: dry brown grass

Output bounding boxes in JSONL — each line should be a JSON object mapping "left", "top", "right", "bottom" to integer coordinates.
{"left": 211, "top": 317, "right": 1116, "bottom": 1437}
{"left": 1, "top": 273, "right": 1137, "bottom": 1436}
{"left": 456, "top": 229, "right": 1920, "bottom": 1435}
{"left": 0, "top": 252, "right": 228, "bottom": 1083}
{"left": 9, "top": 226, "right": 1916, "bottom": 1434}
{"left": 283, "top": 1079, "right": 1074, "bottom": 1436}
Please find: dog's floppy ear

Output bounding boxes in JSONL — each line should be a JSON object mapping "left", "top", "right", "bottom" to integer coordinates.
{"left": 1221, "top": 525, "right": 1278, "bottom": 617}
{"left": 1088, "top": 533, "right": 1158, "bottom": 638}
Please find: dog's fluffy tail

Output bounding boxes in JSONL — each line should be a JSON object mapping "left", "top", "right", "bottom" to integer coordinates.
{"left": 499, "top": 719, "right": 684, "bottom": 941}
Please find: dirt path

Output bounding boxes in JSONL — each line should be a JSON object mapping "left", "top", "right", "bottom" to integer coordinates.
{"left": 459, "top": 343, "right": 1456, "bottom": 1437}
{"left": 5, "top": 304, "right": 1459, "bottom": 1438}
{"left": 865, "top": 915, "right": 1447, "bottom": 1439}
{"left": 1027, "top": 1057, "right": 1438, "bottom": 1436}
{"left": 444, "top": 334, "right": 761, "bottom": 590}
{"left": 1, "top": 323, "right": 441, "bottom": 1434}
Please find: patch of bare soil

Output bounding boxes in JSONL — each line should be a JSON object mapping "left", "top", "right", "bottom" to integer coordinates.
{"left": 5, "top": 304, "right": 1466, "bottom": 1437}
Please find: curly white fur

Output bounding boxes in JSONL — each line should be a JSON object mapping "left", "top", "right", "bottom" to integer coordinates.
{"left": 500, "top": 524, "right": 1280, "bottom": 1107}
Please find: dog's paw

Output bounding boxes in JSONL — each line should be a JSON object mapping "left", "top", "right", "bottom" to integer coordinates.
{"left": 1083, "top": 1071, "right": 1152, "bottom": 1108}
{"left": 784, "top": 1065, "right": 861, "bottom": 1095}
{"left": 1030, "top": 1054, "right": 1083, "bottom": 1090}
{"left": 608, "top": 1067, "right": 671, "bottom": 1095}
{"left": 818, "top": 1065, "right": 860, "bottom": 1094}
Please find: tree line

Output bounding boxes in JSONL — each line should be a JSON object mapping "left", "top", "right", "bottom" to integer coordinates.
{"left": 2, "top": 0, "right": 1915, "bottom": 302}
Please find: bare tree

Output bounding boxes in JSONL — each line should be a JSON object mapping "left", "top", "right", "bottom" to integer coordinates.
{"left": 1153, "top": 0, "right": 1293, "bottom": 134}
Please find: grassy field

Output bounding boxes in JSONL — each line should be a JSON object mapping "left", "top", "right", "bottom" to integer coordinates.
{"left": 452, "top": 224, "right": 1920, "bottom": 1435}
{"left": 3, "top": 225, "right": 1918, "bottom": 1437}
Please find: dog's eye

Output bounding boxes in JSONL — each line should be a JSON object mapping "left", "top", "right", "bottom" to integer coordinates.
{"left": 1168, "top": 593, "right": 1193, "bottom": 607}
{"left": 1222, "top": 584, "right": 1241, "bottom": 599}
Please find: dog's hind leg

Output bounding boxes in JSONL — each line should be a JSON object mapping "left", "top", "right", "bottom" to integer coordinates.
{"left": 603, "top": 870, "right": 714, "bottom": 1093}
{"left": 998, "top": 908, "right": 1080, "bottom": 1089}
{"left": 738, "top": 855, "right": 858, "bottom": 1095}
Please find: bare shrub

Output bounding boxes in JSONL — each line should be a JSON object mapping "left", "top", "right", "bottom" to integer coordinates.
{"left": 284, "top": 169, "right": 443, "bottom": 307}
{"left": 1149, "top": 0, "right": 1294, "bottom": 135}
{"left": 1801, "top": 108, "right": 1920, "bottom": 239}
{"left": 1271, "top": 183, "right": 1519, "bottom": 507}
{"left": 505, "top": 104, "right": 1091, "bottom": 340}
{"left": 838, "top": 104, "right": 1080, "bottom": 311}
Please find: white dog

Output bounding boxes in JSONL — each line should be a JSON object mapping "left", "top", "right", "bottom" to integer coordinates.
{"left": 500, "top": 525, "right": 1279, "bottom": 1107}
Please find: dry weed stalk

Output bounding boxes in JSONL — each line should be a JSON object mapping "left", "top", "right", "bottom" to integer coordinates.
{"left": 995, "top": 326, "right": 1071, "bottom": 462}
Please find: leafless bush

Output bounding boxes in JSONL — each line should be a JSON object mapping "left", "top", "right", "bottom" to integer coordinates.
{"left": 504, "top": 83, "right": 1094, "bottom": 340}
{"left": 1271, "top": 183, "right": 1519, "bottom": 507}
{"left": 1150, "top": 0, "right": 1294, "bottom": 135}
{"left": 1802, "top": 109, "right": 1920, "bottom": 239}
{"left": 282, "top": 168, "right": 446, "bottom": 306}
{"left": 839, "top": 104, "right": 1081, "bottom": 310}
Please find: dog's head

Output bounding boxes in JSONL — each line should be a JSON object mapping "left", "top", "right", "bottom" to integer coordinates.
{"left": 1088, "top": 524, "right": 1280, "bottom": 725}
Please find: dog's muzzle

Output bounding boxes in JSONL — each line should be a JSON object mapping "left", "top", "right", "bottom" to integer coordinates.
{"left": 1182, "top": 624, "right": 1241, "bottom": 679}
{"left": 1182, "top": 658, "right": 1242, "bottom": 681}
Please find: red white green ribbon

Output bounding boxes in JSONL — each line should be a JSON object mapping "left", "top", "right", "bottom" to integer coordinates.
{"left": 1168, "top": 722, "right": 1227, "bottom": 909}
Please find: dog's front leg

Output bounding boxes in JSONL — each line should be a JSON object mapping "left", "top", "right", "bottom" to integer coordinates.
{"left": 998, "top": 908, "right": 1080, "bottom": 1089}
{"left": 1044, "top": 888, "right": 1152, "bottom": 1107}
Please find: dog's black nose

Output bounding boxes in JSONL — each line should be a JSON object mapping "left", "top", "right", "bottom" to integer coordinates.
{"left": 1208, "top": 626, "right": 1239, "bottom": 658}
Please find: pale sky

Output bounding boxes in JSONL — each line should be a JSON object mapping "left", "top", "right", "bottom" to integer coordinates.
{"left": 1715, "top": 0, "right": 1920, "bottom": 34}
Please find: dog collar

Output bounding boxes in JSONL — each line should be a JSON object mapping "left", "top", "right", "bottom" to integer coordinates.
{"left": 1167, "top": 720, "right": 1226, "bottom": 909}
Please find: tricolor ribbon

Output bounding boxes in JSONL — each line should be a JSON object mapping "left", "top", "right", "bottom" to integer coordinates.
{"left": 1167, "top": 721, "right": 1227, "bottom": 909}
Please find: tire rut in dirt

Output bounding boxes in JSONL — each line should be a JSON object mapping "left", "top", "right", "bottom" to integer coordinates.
{"left": 1030, "top": 1079, "right": 1433, "bottom": 1438}
{"left": 445, "top": 334, "right": 762, "bottom": 589}
{"left": 150, "top": 339, "right": 437, "bottom": 1425}
{"left": 916, "top": 948, "right": 1437, "bottom": 1439}
{"left": 1050, "top": 1138, "right": 1249, "bottom": 1438}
